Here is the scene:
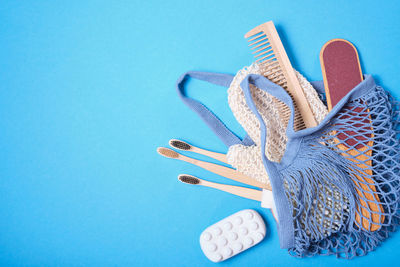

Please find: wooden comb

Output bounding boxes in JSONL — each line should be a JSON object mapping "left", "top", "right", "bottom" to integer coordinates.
{"left": 245, "top": 21, "right": 318, "bottom": 129}
{"left": 320, "top": 39, "right": 383, "bottom": 231}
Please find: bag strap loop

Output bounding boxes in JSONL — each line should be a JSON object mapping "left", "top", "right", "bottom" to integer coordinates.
{"left": 176, "top": 71, "right": 254, "bottom": 147}
{"left": 240, "top": 74, "right": 296, "bottom": 248}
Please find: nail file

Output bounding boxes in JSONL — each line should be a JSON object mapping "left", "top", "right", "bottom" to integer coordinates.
{"left": 320, "top": 39, "right": 383, "bottom": 231}
{"left": 200, "top": 209, "right": 266, "bottom": 262}
{"left": 320, "top": 39, "right": 363, "bottom": 111}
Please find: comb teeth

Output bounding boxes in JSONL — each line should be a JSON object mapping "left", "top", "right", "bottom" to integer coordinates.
{"left": 246, "top": 32, "right": 277, "bottom": 65}
{"left": 252, "top": 44, "right": 272, "bottom": 54}
{"left": 249, "top": 35, "right": 268, "bottom": 47}
{"left": 244, "top": 21, "right": 318, "bottom": 130}
{"left": 247, "top": 31, "right": 265, "bottom": 42}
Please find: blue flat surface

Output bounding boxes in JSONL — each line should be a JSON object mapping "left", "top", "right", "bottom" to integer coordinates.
{"left": 1, "top": 0, "right": 400, "bottom": 266}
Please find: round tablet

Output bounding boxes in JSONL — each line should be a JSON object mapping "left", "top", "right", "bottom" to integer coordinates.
{"left": 233, "top": 242, "right": 243, "bottom": 252}
{"left": 250, "top": 222, "right": 259, "bottom": 230}
{"left": 229, "top": 232, "right": 238, "bottom": 240}
{"left": 234, "top": 216, "right": 243, "bottom": 225}
{"left": 239, "top": 227, "right": 248, "bottom": 235}
{"left": 244, "top": 237, "right": 254, "bottom": 246}
{"left": 208, "top": 243, "right": 217, "bottom": 252}
{"left": 213, "top": 227, "right": 222, "bottom": 236}
{"left": 224, "top": 222, "right": 232, "bottom": 230}
{"left": 254, "top": 232, "right": 264, "bottom": 242}
{"left": 202, "top": 232, "right": 212, "bottom": 241}
{"left": 218, "top": 237, "right": 228, "bottom": 246}
{"left": 213, "top": 253, "right": 222, "bottom": 262}
{"left": 222, "top": 247, "right": 233, "bottom": 257}
{"left": 245, "top": 211, "right": 254, "bottom": 220}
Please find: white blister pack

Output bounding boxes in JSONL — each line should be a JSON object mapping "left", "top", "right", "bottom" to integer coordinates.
{"left": 199, "top": 209, "right": 266, "bottom": 262}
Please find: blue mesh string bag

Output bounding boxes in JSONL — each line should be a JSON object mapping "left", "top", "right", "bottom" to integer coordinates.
{"left": 175, "top": 70, "right": 400, "bottom": 258}
{"left": 239, "top": 74, "right": 400, "bottom": 258}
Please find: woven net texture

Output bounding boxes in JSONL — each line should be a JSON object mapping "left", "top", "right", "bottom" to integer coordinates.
{"left": 278, "top": 86, "right": 400, "bottom": 258}
{"left": 226, "top": 62, "right": 328, "bottom": 186}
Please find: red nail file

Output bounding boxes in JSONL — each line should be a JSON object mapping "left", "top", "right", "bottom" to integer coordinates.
{"left": 320, "top": 39, "right": 383, "bottom": 232}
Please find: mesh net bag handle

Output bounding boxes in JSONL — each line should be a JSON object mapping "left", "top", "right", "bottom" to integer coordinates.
{"left": 176, "top": 71, "right": 254, "bottom": 148}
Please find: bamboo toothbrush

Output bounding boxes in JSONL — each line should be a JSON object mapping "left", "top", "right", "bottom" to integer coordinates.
{"left": 320, "top": 39, "right": 383, "bottom": 231}
{"left": 245, "top": 21, "right": 318, "bottom": 130}
{"left": 178, "top": 174, "right": 263, "bottom": 201}
{"left": 169, "top": 139, "right": 228, "bottom": 164}
{"left": 178, "top": 174, "right": 277, "bottom": 220}
{"left": 157, "top": 147, "right": 271, "bottom": 190}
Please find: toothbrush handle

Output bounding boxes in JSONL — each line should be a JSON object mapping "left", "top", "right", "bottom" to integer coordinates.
{"left": 194, "top": 147, "right": 228, "bottom": 164}
{"left": 181, "top": 155, "right": 271, "bottom": 190}
{"left": 202, "top": 180, "right": 263, "bottom": 201}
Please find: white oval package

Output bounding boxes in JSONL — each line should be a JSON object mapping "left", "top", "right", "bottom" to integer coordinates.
{"left": 199, "top": 209, "right": 266, "bottom": 262}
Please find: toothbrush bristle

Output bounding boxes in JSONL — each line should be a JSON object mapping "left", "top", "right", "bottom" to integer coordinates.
{"left": 157, "top": 147, "right": 179, "bottom": 158}
{"left": 178, "top": 175, "right": 200, "bottom": 185}
{"left": 170, "top": 139, "right": 191, "bottom": 151}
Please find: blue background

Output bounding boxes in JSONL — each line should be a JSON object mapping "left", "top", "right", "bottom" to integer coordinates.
{"left": 1, "top": 0, "right": 400, "bottom": 266}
